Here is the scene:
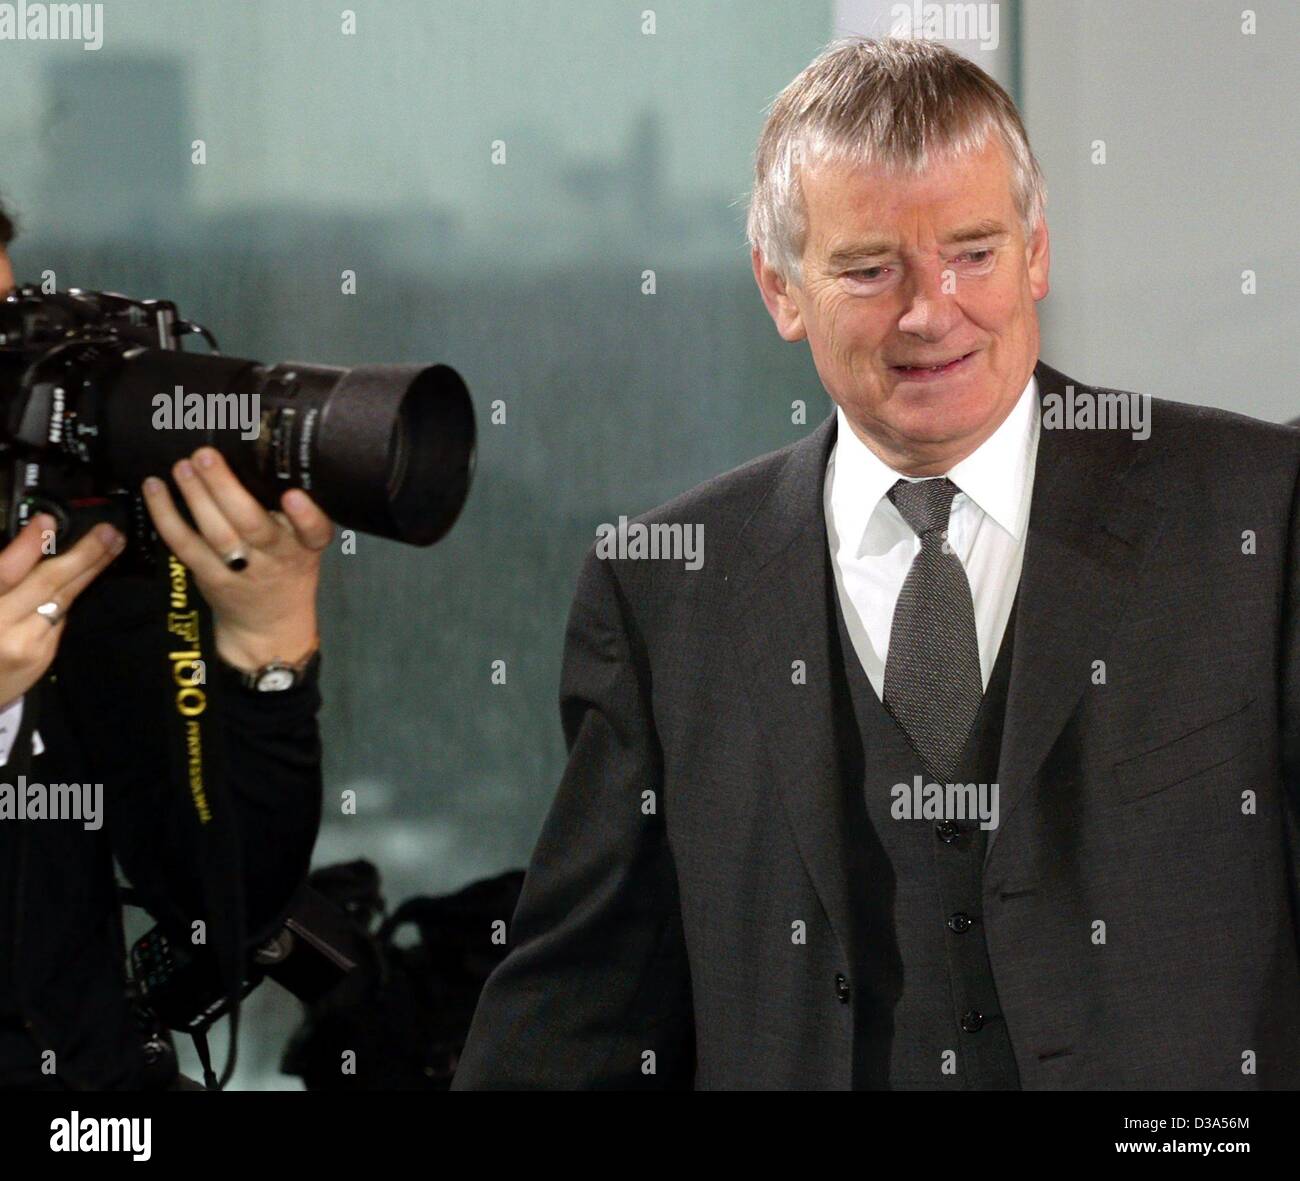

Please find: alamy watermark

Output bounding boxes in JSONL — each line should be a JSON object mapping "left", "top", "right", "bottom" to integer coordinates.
{"left": 890, "top": 2, "right": 1000, "bottom": 51}
{"left": 891, "top": 775, "right": 999, "bottom": 830}
{"left": 594, "top": 515, "right": 703, "bottom": 570}
{"left": 152, "top": 385, "right": 261, "bottom": 440}
{"left": 1042, "top": 384, "right": 1150, "bottom": 440}
{"left": 0, "top": 2, "right": 103, "bottom": 50}
{"left": 50, "top": 1111, "right": 151, "bottom": 1161}
{"left": 0, "top": 775, "right": 102, "bottom": 830}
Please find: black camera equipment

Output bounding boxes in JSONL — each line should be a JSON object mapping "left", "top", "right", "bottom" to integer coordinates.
{"left": 0, "top": 285, "right": 475, "bottom": 1088}
{"left": 280, "top": 862, "right": 525, "bottom": 1091}
{"left": 126, "top": 881, "right": 380, "bottom": 1089}
{"left": 126, "top": 860, "right": 525, "bottom": 1090}
{"left": 0, "top": 286, "right": 476, "bottom": 565}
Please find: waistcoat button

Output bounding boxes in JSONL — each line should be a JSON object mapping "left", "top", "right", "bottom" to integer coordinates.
{"left": 935, "top": 820, "right": 960, "bottom": 844}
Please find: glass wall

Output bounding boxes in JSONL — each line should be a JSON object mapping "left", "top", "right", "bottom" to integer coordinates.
{"left": 0, "top": 0, "right": 834, "bottom": 1087}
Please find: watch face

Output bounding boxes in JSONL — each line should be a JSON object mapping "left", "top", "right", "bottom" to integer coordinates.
{"left": 256, "top": 667, "right": 296, "bottom": 692}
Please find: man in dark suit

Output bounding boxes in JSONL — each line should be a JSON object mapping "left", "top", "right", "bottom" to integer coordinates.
{"left": 453, "top": 37, "right": 1300, "bottom": 1089}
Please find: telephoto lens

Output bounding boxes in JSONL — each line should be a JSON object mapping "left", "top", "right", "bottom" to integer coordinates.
{"left": 102, "top": 350, "right": 476, "bottom": 546}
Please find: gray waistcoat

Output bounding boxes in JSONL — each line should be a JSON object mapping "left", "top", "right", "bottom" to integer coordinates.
{"left": 829, "top": 573, "right": 1021, "bottom": 1090}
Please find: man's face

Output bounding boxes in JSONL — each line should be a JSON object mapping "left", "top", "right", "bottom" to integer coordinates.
{"left": 0, "top": 249, "right": 13, "bottom": 297}
{"left": 753, "top": 135, "right": 1049, "bottom": 474}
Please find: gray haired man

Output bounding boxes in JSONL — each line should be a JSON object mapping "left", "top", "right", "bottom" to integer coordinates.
{"left": 454, "top": 38, "right": 1300, "bottom": 1091}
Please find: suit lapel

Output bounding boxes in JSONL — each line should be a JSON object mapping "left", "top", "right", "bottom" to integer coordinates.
{"left": 986, "top": 361, "right": 1164, "bottom": 862}
{"left": 725, "top": 412, "right": 870, "bottom": 974}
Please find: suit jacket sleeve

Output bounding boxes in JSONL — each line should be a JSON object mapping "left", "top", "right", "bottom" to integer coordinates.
{"left": 1283, "top": 461, "right": 1300, "bottom": 807}
{"left": 452, "top": 547, "right": 695, "bottom": 1089}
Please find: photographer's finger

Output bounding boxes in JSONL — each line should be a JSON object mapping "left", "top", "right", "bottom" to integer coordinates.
{"left": 192, "top": 448, "right": 280, "bottom": 548}
{"left": 280, "top": 489, "right": 334, "bottom": 551}
{"left": 167, "top": 459, "right": 252, "bottom": 562}
{"left": 52, "top": 538, "right": 127, "bottom": 608}
{"left": 7, "top": 524, "right": 123, "bottom": 618}
{"left": 0, "top": 513, "right": 57, "bottom": 595}
{"left": 141, "top": 474, "right": 225, "bottom": 579}
{"left": 4, "top": 601, "right": 68, "bottom": 664}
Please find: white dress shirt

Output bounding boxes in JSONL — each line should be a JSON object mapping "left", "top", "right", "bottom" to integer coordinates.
{"left": 0, "top": 696, "right": 42, "bottom": 767}
{"left": 824, "top": 374, "right": 1041, "bottom": 700}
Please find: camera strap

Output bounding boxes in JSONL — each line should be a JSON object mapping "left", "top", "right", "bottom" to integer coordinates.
{"left": 155, "top": 551, "right": 245, "bottom": 1090}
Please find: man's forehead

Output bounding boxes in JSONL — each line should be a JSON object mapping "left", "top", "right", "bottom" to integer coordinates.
{"left": 802, "top": 133, "right": 1011, "bottom": 198}
{"left": 801, "top": 141, "right": 1018, "bottom": 254}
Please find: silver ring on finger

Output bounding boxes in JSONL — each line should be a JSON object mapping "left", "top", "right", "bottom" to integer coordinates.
{"left": 35, "top": 600, "right": 64, "bottom": 627}
{"left": 221, "top": 546, "right": 250, "bottom": 573}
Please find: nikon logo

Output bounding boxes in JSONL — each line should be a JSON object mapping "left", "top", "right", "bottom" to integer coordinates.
{"left": 0, "top": 2, "right": 104, "bottom": 50}
{"left": 48, "top": 384, "right": 64, "bottom": 443}
{"left": 152, "top": 385, "right": 262, "bottom": 440}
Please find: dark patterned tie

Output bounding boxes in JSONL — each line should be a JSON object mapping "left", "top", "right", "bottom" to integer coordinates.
{"left": 883, "top": 477, "right": 983, "bottom": 782}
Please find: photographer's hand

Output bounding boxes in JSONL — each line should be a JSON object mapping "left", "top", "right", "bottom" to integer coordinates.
{"left": 0, "top": 513, "right": 124, "bottom": 706}
{"left": 141, "top": 447, "right": 334, "bottom": 672}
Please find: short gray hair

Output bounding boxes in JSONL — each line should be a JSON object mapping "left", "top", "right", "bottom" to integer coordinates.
{"left": 746, "top": 37, "right": 1046, "bottom": 285}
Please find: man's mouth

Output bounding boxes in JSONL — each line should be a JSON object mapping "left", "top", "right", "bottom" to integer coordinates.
{"left": 889, "top": 351, "right": 976, "bottom": 379}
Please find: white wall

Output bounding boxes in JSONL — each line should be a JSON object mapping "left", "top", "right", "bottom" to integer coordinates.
{"left": 1020, "top": 0, "right": 1296, "bottom": 419}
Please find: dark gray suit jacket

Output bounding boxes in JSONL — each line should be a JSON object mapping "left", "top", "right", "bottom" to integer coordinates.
{"left": 453, "top": 360, "right": 1300, "bottom": 1089}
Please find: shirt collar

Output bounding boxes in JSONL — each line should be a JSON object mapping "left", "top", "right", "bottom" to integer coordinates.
{"left": 827, "top": 371, "right": 1040, "bottom": 553}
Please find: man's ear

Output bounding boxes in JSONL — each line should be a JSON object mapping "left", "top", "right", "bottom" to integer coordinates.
{"left": 1026, "top": 219, "right": 1050, "bottom": 302}
{"left": 751, "top": 248, "right": 808, "bottom": 342}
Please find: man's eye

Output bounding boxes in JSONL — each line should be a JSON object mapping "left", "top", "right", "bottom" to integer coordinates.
{"left": 960, "top": 249, "right": 994, "bottom": 264}
{"left": 847, "top": 267, "right": 888, "bottom": 281}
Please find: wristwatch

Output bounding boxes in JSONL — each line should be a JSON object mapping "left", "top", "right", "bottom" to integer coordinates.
{"left": 226, "top": 646, "right": 321, "bottom": 693}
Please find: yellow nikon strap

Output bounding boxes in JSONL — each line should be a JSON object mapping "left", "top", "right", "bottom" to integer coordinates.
{"left": 158, "top": 550, "right": 245, "bottom": 1089}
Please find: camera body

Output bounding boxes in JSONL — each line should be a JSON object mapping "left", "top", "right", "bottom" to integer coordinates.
{"left": 0, "top": 288, "right": 190, "bottom": 571}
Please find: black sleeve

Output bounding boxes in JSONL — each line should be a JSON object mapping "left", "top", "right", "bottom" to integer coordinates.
{"left": 55, "top": 581, "right": 323, "bottom": 949}
{"left": 452, "top": 548, "right": 695, "bottom": 1090}
{"left": 1283, "top": 459, "right": 1300, "bottom": 810}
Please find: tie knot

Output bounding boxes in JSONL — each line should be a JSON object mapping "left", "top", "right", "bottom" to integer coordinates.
{"left": 888, "top": 477, "right": 959, "bottom": 538}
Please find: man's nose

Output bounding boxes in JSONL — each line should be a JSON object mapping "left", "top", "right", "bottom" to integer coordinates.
{"left": 896, "top": 266, "right": 961, "bottom": 339}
